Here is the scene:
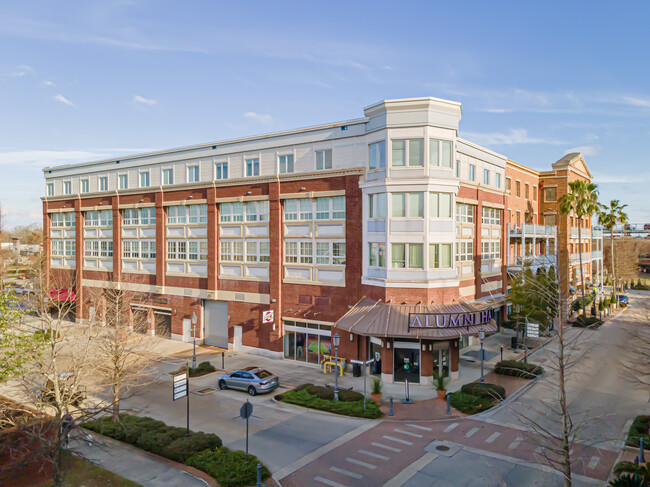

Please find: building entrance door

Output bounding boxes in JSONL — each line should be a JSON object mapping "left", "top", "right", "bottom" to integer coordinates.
{"left": 433, "top": 348, "right": 450, "bottom": 377}
{"left": 204, "top": 300, "right": 229, "bottom": 348}
{"left": 394, "top": 346, "right": 420, "bottom": 383}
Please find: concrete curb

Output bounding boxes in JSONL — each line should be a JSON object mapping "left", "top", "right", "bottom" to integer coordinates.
{"left": 471, "top": 373, "right": 542, "bottom": 420}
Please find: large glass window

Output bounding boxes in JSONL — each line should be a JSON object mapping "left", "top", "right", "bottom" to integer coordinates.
{"left": 429, "top": 244, "right": 452, "bottom": 268}
{"left": 456, "top": 203, "right": 474, "bottom": 223}
{"left": 391, "top": 243, "right": 422, "bottom": 269}
{"left": 246, "top": 158, "right": 260, "bottom": 177}
{"left": 163, "top": 168, "right": 174, "bottom": 185}
{"left": 456, "top": 241, "right": 474, "bottom": 262}
{"left": 215, "top": 162, "right": 228, "bottom": 180}
{"left": 188, "top": 165, "right": 200, "bottom": 183}
{"left": 369, "top": 193, "right": 387, "bottom": 218}
{"left": 430, "top": 140, "right": 452, "bottom": 168}
{"left": 392, "top": 193, "right": 406, "bottom": 217}
{"left": 81, "top": 179, "right": 89, "bottom": 193}
{"left": 119, "top": 174, "right": 128, "bottom": 190}
{"left": 316, "top": 149, "right": 332, "bottom": 170}
{"left": 545, "top": 187, "right": 557, "bottom": 201}
{"left": 140, "top": 171, "right": 150, "bottom": 188}
{"left": 392, "top": 139, "right": 424, "bottom": 167}
{"left": 99, "top": 176, "right": 108, "bottom": 191}
{"left": 279, "top": 154, "right": 294, "bottom": 174}
{"left": 430, "top": 193, "right": 452, "bottom": 218}
{"left": 368, "top": 141, "right": 386, "bottom": 170}
{"left": 369, "top": 242, "right": 386, "bottom": 268}
{"left": 408, "top": 193, "right": 424, "bottom": 218}
{"left": 392, "top": 192, "right": 423, "bottom": 218}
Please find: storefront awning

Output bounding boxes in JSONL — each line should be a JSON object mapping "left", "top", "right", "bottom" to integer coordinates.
{"left": 336, "top": 298, "right": 497, "bottom": 340}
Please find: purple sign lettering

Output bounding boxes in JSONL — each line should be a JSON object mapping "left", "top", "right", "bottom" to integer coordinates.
{"left": 409, "top": 308, "right": 495, "bottom": 329}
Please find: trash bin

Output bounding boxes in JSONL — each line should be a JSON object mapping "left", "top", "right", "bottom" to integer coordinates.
{"left": 511, "top": 336, "right": 518, "bottom": 350}
{"left": 352, "top": 363, "right": 361, "bottom": 377}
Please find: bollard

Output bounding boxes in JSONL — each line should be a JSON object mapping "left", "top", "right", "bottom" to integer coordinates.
{"left": 389, "top": 396, "right": 394, "bottom": 416}
{"left": 221, "top": 350, "right": 225, "bottom": 369}
{"left": 500, "top": 345, "right": 503, "bottom": 362}
{"left": 401, "top": 379, "right": 414, "bottom": 404}
{"left": 257, "top": 463, "right": 262, "bottom": 487}
{"left": 446, "top": 392, "right": 451, "bottom": 415}
{"left": 641, "top": 438, "right": 645, "bottom": 464}
{"left": 634, "top": 455, "right": 639, "bottom": 467}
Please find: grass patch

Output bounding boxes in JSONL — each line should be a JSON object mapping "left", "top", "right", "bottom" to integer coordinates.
{"left": 448, "top": 391, "right": 497, "bottom": 415}
{"left": 43, "top": 451, "right": 142, "bottom": 486}
{"left": 626, "top": 415, "right": 650, "bottom": 449}
{"left": 277, "top": 387, "right": 382, "bottom": 419}
{"left": 187, "top": 448, "right": 270, "bottom": 487}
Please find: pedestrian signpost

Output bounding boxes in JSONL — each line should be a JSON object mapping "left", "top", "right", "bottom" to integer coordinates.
{"left": 350, "top": 358, "right": 375, "bottom": 410}
{"left": 172, "top": 360, "right": 190, "bottom": 435}
{"left": 240, "top": 400, "right": 253, "bottom": 460}
{"left": 526, "top": 320, "right": 540, "bottom": 338}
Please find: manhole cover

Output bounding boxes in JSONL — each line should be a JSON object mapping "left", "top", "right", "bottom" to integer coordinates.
{"left": 435, "top": 445, "right": 450, "bottom": 452}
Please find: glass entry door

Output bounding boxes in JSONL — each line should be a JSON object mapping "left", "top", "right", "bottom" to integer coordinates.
{"left": 433, "top": 348, "right": 450, "bottom": 377}
{"left": 394, "top": 347, "right": 420, "bottom": 383}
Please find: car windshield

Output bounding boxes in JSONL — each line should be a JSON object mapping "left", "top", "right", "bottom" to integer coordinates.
{"left": 256, "top": 370, "right": 273, "bottom": 379}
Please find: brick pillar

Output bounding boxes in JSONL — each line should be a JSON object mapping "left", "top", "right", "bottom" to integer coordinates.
{"left": 127, "top": 306, "right": 133, "bottom": 331}
{"left": 380, "top": 338, "right": 394, "bottom": 383}
{"left": 268, "top": 181, "right": 283, "bottom": 353}
{"left": 155, "top": 192, "right": 166, "bottom": 289}
{"left": 207, "top": 186, "right": 218, "bottom": 293}
{"left": 42, "top": 201, "right": 51, "bottom": 293}
{"left": 420, "top": 340, "right": 433, "bottom": 385}
{"left": 450, "top": 339, "right": 460, "bottom": 380}
{"left": 147, "top": 308, "right": 155, "bottom": 336}
{"left": 474, "top": 199, "right": 483, "bottom": 296}
{"left": 112, "top": 196, "right": 122, "bottom": 283}
{"left": 345, "top": 175, "right": 362, "bottom": 307}
{"left": 74, "top": 199, "right": 84, "bottom": 323}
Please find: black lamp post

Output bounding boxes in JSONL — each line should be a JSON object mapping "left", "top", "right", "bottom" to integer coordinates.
{"left": 478, "top": 327, "right": 486, "bottom": 384}
{"left": 191, "top": 312, "right": 197, "bottom": 370}
{"left": 333, "top": 333, "right": 340, "bottom": 401}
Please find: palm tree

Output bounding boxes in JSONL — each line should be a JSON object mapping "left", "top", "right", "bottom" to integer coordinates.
{"left": 598, "top": 200, "right": 628, "bottom": 306}
{"left": 559, "top": 180, "right": 601, "bottom": 318}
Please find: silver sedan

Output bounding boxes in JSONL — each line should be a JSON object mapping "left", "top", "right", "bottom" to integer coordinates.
{"left": 218, "top": 367, "right": 279, "bottom": 396}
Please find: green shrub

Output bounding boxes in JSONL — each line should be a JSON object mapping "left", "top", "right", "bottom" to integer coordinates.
{"left": 620, "top": 303, "right": 628, "bottom": 308}
{"left": 294, "top": 383, "right": 313, "bottom": 392}
{"left": 449, "top": 391, "right": 496, "bottom": 414}
{"left": 33, "top": 329, "right": 60, "bottom": 340}
{"left": 338, "top": 390, "right": 364, "bottom": 402}
{"left": 306, "top": 385, "right": 334, "bottom": 400}
{"left": 613, "top": 461, "right": 639, "bottom": 475}
{"left": 165, "top": 432, "right": 223, "bottom": 463}
{"left": 278, "top": 388, "right": 382, "bottom": 419}
{"left": 626, "top": 415, "right": 650, "bottom": 449}
{"left": 573, "top": 315, "right": 603, "bottom": 328}
{"left": 572, "top": 296, "right": 593, "bottom": 312}
{"left": 461, "top": 383, "right": 506, "bottom": 400}
{"left": 494, "top": 360, "right": 544, "bottom": 378}
{"left": 609, "top": 471, "right": 649, "bottom": 487}
{"left": 371, "top": 377, "right": 382, "bottom": 394}
{"left": 187, "top": 447, "right": 271, "bottom": 487}
{"left": 136, "top": 426, "right": 187, "bottom": 455}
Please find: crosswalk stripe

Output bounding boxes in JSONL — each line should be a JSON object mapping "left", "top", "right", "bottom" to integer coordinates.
{"left": 485, "top": 432, "right": 501, "bottom": 443}
{"left": 358, "top": 449, "right": 389, "bottom": 461}
{"left": 465, "top": 427, "right": 480, "bottom": 438}
{"left": 394, "top": 428, "right": 423, "bottom": 438}
{"left": 371, "top": 442, "right": 401, "bottom": 453}
{"left": 345, "top": 457, "right": 377, "bottom": 470}
{"left": 382, "top": 435, "right": 413, "bottom": 446}
{"left": 314, "top": 476, "right": 348, "bottom": 487}
{"left": 508, "top": 437, "right": 523, "bottom": 449}
{"left": 406, "top": 424, "right": 432, "bottom": 431}
{"left": 588, "top": 456, "right": 600, "bottom": 469}
{"left": 330, "top": 467, "right": 363, "bottom": 479}
{"left": 443, "top": 422, "right": 459, "bottom": 432}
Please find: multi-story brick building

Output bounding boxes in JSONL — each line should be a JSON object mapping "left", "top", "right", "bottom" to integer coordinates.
{"left": 42, "top": 97, "right": 601, "bottom": 386}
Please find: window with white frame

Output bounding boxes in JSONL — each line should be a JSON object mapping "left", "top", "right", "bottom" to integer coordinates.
{"left": 167, "top": 239, "right": 208, "bottom": 261}
{"left": 85, "top": 211, "right": 99, "bottom": 227}
{"left": 63, "top": 181, "right": 71, "bottom": 195}
{"left": 47, "top": 183, "right": 54, "bottom": 196}
{"left": 368, "top": 141, "right": 386, "bottom": 170}
{"left": 245, "top": 201, "right": 270, "bottom": 222}
{"left": 299, "top": 242, "right": 313, "bottom": 264}
{"left": 469, "top": 164, "right": 476, "bottom": 181}
{"left": 456, "top": 204, "right": 474, "bottom": 223}
{"left": 187, "top": 204, "right": 208, "bottom": 224}
{"left": 52, "top": 240, "right": 65, "bottom": 256}
{"left": 101, "top": 241, "right": 113, "bottom": 257}
{"left": 81, "top": 179, "right": 89, "bottom": 193}
{"left": 483, "top": 169, "right": 490, "bottom": 185}
{"left": 392, "top": 139, "right": 424, "bottom": 167}
{"left": 313, "top": 242, "right": 346, "bottom": 265}
{"left": 284, "top": 197, "right": 345, "bottom": 221}
{"left": 85, "top": 240, "right": 99, "bottom": 257}
{"left": 220, "top": 241, "right": 244, "bottom": 262}
{"left": 84, "top": 210, "right": 112, "bottom": 228}
{"left": 139, "top": 207, "right": 155, "bottom": 225}
{"left": 391, "top": 243, "right": 423, "bottom": 269}
{"left": 119, "top": 174, "right": 128, "bottom": 190}
{"left": 163, "top": 168, "right": 174, "bottom": 185}
{"left": 220, "top": 202, "right": 243, "bottom": 223}
{"left": 429, "top": 243, "right": 452, "bottom": 268}
{"left": 188, "top": 165, "right": 200, "bottom": 183}
{"left": 545, "top": 187, "right": 557, "bottom": 202}
{"left": 167, "top": 206, "right": 187, "bottom": 224}
{"left": 140, "top": 171, "right": 150, "bottom": 188}
{"left": 368, "top": 193, "right": 387, "bottom": 218}
{"left": 368, "top": 242, "right": 386, "bottom": 267}
{"left": 215, "top": 162, "right": 228, "bottom": 180}
{"left": 429, "top": 193, "right": 452, "bottom": 218}
{"left": 64, "top": 240, "right": 75, "bottom": 257}
{"left": 99, "top": 176, "right": 108, "bottom": 191}
{"left": 392, "top": 192, "right": 423, "bottom": 218}
{"left": 456, "top": 241, "right": 474, "bottom": 262}
{"left": 244, "top": 241, "right": 270, "bottom": 262}
{"left": 495, "top": 173, "right": 502, "bottom": 188}
{"left": 430, "top": 140, "right": 453, "bottom": 168}
{"left": 481, "top": 240, "right": 500, "bottom": 261}
{"left": 316, "top": 149, "right": 332, "bottom": 170}
{"left": 139, "top": 241, "right": 155, "bottom": 259}
{"left": 279, "top": 154, "right": 294, "bottom": 174}
{"left": 482, "top": 207, "right": 501, "bottom": 225}
{"left": 245, "top": 158, "right": 259, "bottom": 177}
{"left": 123, "top": 208, "right": 140, "bottom": 226}
{"left": 123, "top": 240, "right": 138, "bottom": 258}
{"left": 51, "top": 213, "right": 75, "bottom": 228}
{"left": 284, "top": 241, "right": 298, "bottom": 263}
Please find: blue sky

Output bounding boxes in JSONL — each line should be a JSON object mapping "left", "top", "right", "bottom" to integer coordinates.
{"left": 1, "top": 1, "right": 649, "bottom": 228}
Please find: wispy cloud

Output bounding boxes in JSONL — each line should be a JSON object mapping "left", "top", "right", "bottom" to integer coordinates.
{"left": 618, "top": 96, "right": 650, "bottom": 109}
{"left": 53, "top": 94, "right": 74, "bottom": 106}
{"left": 591, "top": 172, "right": 650, "bottom": 184}
{"left": 462, "top": 129, "right": 564, "bottom": 146}
{"left": 42, "top": 80, "right": 55, "bottom": 86}
{"left": 564, "top": 145, "right": 600, "bottom": 157}
{"left": 243, "top": 112, "right": 273, "bottom": 124}
{"left": 133, "top": 94, "right": 157, "bottom": 106}
{"left": 0, "top": 64, "right": 34, "bottom": 78}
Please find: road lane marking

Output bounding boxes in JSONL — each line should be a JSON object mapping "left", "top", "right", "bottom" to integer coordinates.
{"left": 394, "top": 428, "right": 423, "bottom": 438}
{"left": 465, "top": 427, "right": 480, "bottom": 438}
{"left": 330, "top": 467, "right": 363, "bottom": 479}
{"left": 358, "top": 449, "right": 389, "bottom": 460}
{"left": 406, "top": 424, "right": 432, "bottom": 431}
{"left": 345, "top": 458, "right": 377, "bottom": 470}
{"left": 314, "top": 477, "right": 348, "bottom": 487}
{"left": 508, "top": 437, "right": 523, "bottom": 449}
{"left": 444, "top": 422, "right": 459, "bottom": 432}
{"left": 485, "top": 432, "right": 501, "bottom": 443}
{"left": 371, "top": 442, "right": 401, "bottom": 453}
{"left": 382, "top": 435, "right": 413, "bottom": 445}
{"left": 588, "top": 456, "right": 600, "bottom": 469}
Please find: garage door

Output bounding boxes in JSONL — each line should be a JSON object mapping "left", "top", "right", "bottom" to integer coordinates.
{"left": 204, "top": 300, "right": 228, "bottom": 348}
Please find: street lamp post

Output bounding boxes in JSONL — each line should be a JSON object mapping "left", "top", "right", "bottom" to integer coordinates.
{"left": 478, "top": 327, "right": 486, "bottom": 384}
{"left": 191, "top": 312, "right": 197, "bottom": 370}
{"left": 332, "top": 333, "right": 340, "bottom": 401}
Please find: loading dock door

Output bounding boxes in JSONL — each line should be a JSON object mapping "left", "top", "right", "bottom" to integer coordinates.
{"left": 204, "top": 300, "right": 229, "bottom": 348}
{"left": 154, "top": 311, "right": 172, "bottom": 338}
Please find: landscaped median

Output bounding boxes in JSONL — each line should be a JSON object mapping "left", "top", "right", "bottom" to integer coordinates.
{"left": 83, "top": 414, "right": 270, "bottom": 487}
{"left": 494, "top": 360, "right": 544, "bottom": 379}
{"left": 275, "top": 384, "right": 382, "bottom": 419}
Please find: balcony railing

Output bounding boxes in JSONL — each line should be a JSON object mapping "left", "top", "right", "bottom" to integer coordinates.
{"left": 507, "top": 254, "right": 556, "bottom": 272}
{"left": 570, "top": 252, "right": 592, "bottom": 265}
{"left": 592, "top": 229, "right": 603, "bottom": 239}
{"left": 509, "top": 224, "right": 557, "bottom": 237}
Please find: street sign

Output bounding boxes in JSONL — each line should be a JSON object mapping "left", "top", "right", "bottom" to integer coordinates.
{"left": 173, "top": 372, "right": 188, "bottom": 401}
{"left": 262, "top": 310, "right": 274, "bottom": 324}
{"left": 240, "top": 401, "right": 253, "bottom": 419}
{"left": 526, "top": 321, "right": 540, "bottom": 338}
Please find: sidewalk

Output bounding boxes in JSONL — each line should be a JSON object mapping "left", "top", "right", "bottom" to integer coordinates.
{"left": 71, "top": 431, "right": 214, "bottom": 487}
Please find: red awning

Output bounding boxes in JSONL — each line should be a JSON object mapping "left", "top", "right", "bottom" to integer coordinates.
{"left": 49, "top": 289, "right": 76, "bottom": 302}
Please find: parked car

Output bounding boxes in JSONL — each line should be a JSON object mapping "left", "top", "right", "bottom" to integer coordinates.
{"left": 218, "top": 367, "right": 279, "bottom": 396}
{"left": 41, "top": 372, "right": 86, "bottom": 407}
{"left": 616, "top": 295, "right": 629, "bottom": 304}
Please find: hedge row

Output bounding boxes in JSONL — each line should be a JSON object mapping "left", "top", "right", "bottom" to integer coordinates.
{"left": 449, "top": 391, "right": 496, "bottom": 415}
{"left": 83, "top": 414, "right": 269, "bottom": 486}
{"left": 294, "top": 383, "right": 365, "bottom": 402}
{"left": 494, "top": 360, "right": 544, "bottom": 379}
{"left": 572, "top": 316, "right": 603, "bottom": 328}
{"left": 460, "top": 383, "right": 506, "bottom": 400}
{"left": 626, "top": 415, "right": 650, "bottom": 449}
{"left": 189, "top": 361, "right": 216, "bottom": 377}
{"left": 278, "top": 386, "right": 382, "bottom": 419}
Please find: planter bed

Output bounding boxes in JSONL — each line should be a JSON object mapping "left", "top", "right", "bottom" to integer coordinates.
{"left": 276, "top": 384, "right": 382, "bottom": 419}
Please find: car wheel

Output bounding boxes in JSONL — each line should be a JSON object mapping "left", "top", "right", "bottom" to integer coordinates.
{"left": 219, "top": 380, "right": 227, "bottom": 390}
{"left": 248, "top": 386, "right": 257, "bottom": 396}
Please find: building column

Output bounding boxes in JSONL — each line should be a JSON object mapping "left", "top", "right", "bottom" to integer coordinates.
{"left": 147, "top": 308, "right": 155, "bottom": 336}
{"left": 420, "top": 340, "right": 433, "bottom": 386}
{"left": 74, "top": 198, "right": 84, "bottom": 323}
{"left": 155, "top": 192, "right": 165, "bottom": 291}
{"left": 268, "top": 181, "right": 283, "bottom": 352}
{"left": 381, "top": 338, "right": 394, "bottom": 384}
{"left": 207, "top": 186, "right": 218, "bottom": 295}
{"left": 112, "top": 196, "right": 122, "bottom": 284}
{"left": 450, "top": 339, "right": 460, "bottom": 381}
